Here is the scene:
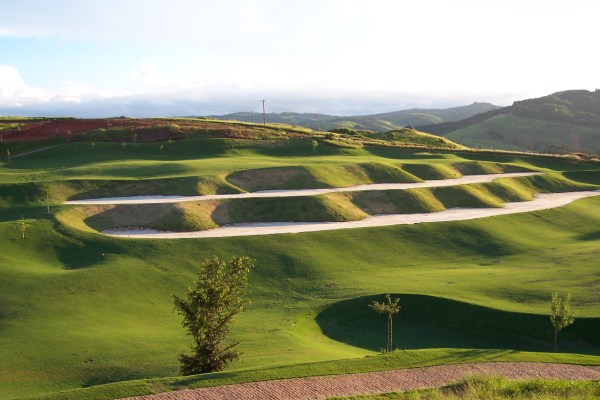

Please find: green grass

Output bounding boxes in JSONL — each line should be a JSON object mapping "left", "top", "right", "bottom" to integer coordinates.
{"left": 2, "top": 196, "right": 600, "bottom": 399}
{"left": 446, "top": 114, "right": 600, "bottom": 154}
{"left": 337, "top": 376, "right": 600, "bottom": 399}
{"left": 58, "top": 173, "right": 595, "bottom": 233}
{"left": 20, "top": 350, "right": 600, "bottom": 400}
{"left": 0, "top": 135, "right": 599, "bottom": 399}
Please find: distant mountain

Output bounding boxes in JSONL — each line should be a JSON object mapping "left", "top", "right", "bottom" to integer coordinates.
{"left": 419, "top": 90, "right": 600, "bottom": 154}
{"left": 212, "top": 102, "right": 500, "bottom": 132}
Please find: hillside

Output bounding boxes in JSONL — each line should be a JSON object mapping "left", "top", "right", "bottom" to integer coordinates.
{"left": 212, "top": 102, "right": 499, "bottom": 132}
{"left": 1, "top": 119, "right": 599, "bottom": 399}
{"left": 419, "top": 90, "right": 600, "bottom": 154}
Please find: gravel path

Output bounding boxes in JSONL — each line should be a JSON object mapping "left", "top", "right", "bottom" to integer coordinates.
{"left": 103, "top": 191, "right": 600, "bottom": 239}
{"left": 121, "top": 362, "right": 600, "bottom": 400}
{"left": 64, "top": 172, "right": 540, "bottom": 205}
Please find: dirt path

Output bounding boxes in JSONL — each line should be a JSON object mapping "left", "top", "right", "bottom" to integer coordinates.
{"left": 65, "top": 172, "right": 540, "bottom": 205}
{"left": 103, "top": 191, "right": 600, "bottom": 239}
{"left": 11, "top": 144, "right": 62, "bottom": 158}
{"left": 121, "top": 362, "right": 600, "bottom": 400}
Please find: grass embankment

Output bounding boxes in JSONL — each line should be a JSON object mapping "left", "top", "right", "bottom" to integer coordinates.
{"left": 338, "top": 376, "right": 600, "bottom": 400}
{"left": 60, "top": 172, "right": 594, "bottom": 233}
{"left": 22, "top": 353, "right": 600, "bottom": 400}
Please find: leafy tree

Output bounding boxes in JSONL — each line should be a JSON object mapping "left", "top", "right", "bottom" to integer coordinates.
{"left": 311, "top": 139, "right": 319, "bottom": 151}
{"left": 550, "top": 292, "right": 575, "bottom": 352}
{"left": 369, "top": 294, "right": 401, "bottom": 353}
{"left": 173, "top": 256, "right": 254, "bottom": 375}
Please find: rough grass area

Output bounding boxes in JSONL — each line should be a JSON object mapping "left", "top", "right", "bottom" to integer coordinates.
{"left": 338, "top": 376, "right": 600, "bottom": 399}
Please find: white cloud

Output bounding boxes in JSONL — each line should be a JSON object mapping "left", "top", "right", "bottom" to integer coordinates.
{"left": 0, "top": 65, "right": 48, "bottom": 106}
{"left": 0, "top": 65, "right": 126, "bottom": 108}
{"left": 131, "top": 62, "right": 160, "bottom": 84}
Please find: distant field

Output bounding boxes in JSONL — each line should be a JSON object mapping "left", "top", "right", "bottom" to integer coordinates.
{"left": 0, "top": 121, "right": 599, "bottom": 399}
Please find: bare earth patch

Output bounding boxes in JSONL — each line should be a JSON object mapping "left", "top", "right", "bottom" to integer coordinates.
{"left": 120, "top": 362, "right": 600, "bottom": 400}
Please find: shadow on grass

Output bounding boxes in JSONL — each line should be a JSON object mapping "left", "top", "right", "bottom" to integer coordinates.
{"left": 316, "top": 294, "right": 600, "bottom": 355}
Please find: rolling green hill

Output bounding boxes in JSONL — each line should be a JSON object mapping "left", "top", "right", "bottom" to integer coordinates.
{"left": 213, "top": 103, "right": 500, "bottom": 132}
{"left": 0, "top": 121, "right": 599, "bottom": 399}
{"left": 419, "top": 90, "right": 600, "bottom": 154}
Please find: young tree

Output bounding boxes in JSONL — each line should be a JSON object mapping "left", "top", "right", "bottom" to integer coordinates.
{"left": 6, "top": 149, "right": 10, "bottom": 164}
{"left": 369, "top": 294, "right": 401, "bottom": 353}
{"left": 550, "top": 292, "right": 575, "bottom": 352}
{"left": 173, "top": 256, "right": 254, "bottom": 375}
{"left": 18, "top": 215, "right": 32, "bottom": 239}
{"left": 311, "top": 139, "right": 319, "bottom": 151}
{"left": 45, "top": 187, "right": 51, "bottom": 214}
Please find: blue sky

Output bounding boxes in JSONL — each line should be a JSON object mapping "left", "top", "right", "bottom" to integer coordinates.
{"left": 0, "top": 0, "right": 599, "bottom": 117}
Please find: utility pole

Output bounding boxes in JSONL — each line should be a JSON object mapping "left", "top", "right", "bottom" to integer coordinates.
{"left": 317, "top": 113, "right": 320, "bottom": 132}
{"left": 261, "top": 100, "right": 266, "bottom": 125}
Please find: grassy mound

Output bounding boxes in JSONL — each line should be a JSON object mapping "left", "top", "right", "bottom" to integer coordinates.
{"left": 400, "top": 163, "right": 462, "bottom": 180}
{"left": 451, "top": 161, "right": 530, "bottom": 175}
{"left": 59, "top": 173, "right": 596, "bottom": 233}
{"left": 226, "top": 162, "right": 420, "bottom": 192}
{"left": 224, "top": 194, "right": 368, "bottom": 224}
{"left": 368, "top": 128, "right": 466, "bottom": 149}
{"left": 317, "top": 294, "right": 599, "bottom": 354}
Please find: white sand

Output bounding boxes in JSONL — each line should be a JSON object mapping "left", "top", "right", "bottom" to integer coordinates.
{"left": 102, "top": 190, "right": 600, "bottom": 239}
{"left": 65, "top": 172, "right": 541, "bottom": 205}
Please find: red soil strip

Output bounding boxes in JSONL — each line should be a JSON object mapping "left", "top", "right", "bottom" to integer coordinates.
{"left": 1, "top": 118, "right": 301, "bottom": 143}
{"left": 121, "top": 362, "right": 600, "bottom": 400}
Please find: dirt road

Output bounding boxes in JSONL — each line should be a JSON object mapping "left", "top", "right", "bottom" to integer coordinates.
{"left": 121, "top": 362, "right": 600, "bottom": 400}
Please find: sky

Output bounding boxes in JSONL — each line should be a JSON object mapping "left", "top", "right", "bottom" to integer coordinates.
{"left": 0, "top": 0, "right": 599, "bottom": 117}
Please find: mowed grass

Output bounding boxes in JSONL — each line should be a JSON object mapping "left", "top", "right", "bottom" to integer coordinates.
{"left": 1, "top": 195, "right": 600, "bottom": 399}
{"left": 1, "top": 138, "right": 599, "bottom": 399}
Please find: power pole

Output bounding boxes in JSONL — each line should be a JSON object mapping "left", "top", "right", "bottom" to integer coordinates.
{"left": 261, "top": 100, "right": 266, "bottom": 125}
{"left": 317, "top": 113, "right": 320, "bottom": 132}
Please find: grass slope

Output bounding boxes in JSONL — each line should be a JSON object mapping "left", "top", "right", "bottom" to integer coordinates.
{"left": 1, "top": 196, "right": 600, "bottom": 398}
{"left": 446, "top": 114, "right": 600, "bottom": 154}
{"left": 1, "top": 136, "right": 599, "bottom": 399}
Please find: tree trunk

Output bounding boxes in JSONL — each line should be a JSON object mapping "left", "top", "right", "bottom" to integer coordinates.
{"left": 389, "top": 314, "right": 393, "bottom": 352}
{"left": 554, "top": 328, "right": 558, "bottom": 353}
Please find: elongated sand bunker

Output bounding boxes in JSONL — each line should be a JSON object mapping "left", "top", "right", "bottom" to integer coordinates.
{"left": 103, "top": 191, "right": 600, "bottom": 239}
{"left": 66, "top": 172, "right": 540, "bottom": 205}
